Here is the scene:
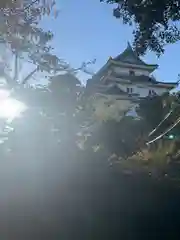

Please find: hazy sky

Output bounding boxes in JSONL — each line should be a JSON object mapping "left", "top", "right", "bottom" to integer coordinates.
{"left": 41, "top": 0, "right": 180, "bottom": 86}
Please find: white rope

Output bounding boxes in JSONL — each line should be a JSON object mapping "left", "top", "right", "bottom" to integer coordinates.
{"left": 147, "top": 116, "right": 180, "bottom": 145}
{"left": 148, "top": 109, "right": 173, "bottom": 137}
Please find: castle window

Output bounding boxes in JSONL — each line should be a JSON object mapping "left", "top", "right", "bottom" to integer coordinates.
{"left": 127, "top": 87, "right": 133, "bottom": 94}
{"left": 149, "top": 90, "right": 156, "bottom": 96}
{"left": 129, "top": 70, "right": 135, "bottom": 76}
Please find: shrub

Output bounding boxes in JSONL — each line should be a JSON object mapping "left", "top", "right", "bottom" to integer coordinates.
{"left": 113, "top": 140, "right": 176, "bottom": 178}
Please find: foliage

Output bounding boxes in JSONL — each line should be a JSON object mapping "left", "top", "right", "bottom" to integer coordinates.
{"left": 137, "top": 95, "right": 165, "bottom": 128}
{"left": 0, "top": 73, "right": 87, "bottom": 157}
{"left": 88, "top": 95, "right": 171, "bottom": 158}
{"left": 136, "top": 93, "right": 176, "bottom": 129}
{"left": 0, "top": 0, "right": 96, "bottom": 158}
{"left": 0, "top": 0, "right": 68, "bottom": 87}
{"left": 0, "top": 0, "right": 95, "bottom": 88}
{"left": 110, "top": 93, "right": 180, "bottom": 179}
{"left": 82, "top": 92, "right": 180, "bottom": 179}
{"left": 1, "top": 65, "right": 180, "bottom": 184}
{"left": 114, "top": 140, "right": 176, "bottom": 178}
{"left": 129, "top": 141, "right": 175, "bottom": 165}
{"left": 0, "top": 0, "right": 56, "bottom": 54}
{"left": 147, "top": 92, "right": 180, "bottom": 143}
{"left": 0, "top": 0, "right": 57, "bottom": 10}
{"left": 101, "top": 0, "right": 180, "bottom": 55}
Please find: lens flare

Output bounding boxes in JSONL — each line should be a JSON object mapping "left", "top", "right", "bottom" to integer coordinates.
{"left": 0, "top": 89, "right": 26, "bottom": 121}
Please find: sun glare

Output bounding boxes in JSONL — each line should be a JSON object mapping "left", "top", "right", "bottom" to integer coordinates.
{"left": 0, "top": 90, "right": 26, "bottom": 120}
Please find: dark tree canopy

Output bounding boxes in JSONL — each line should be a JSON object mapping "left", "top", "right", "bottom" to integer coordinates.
{"left": 101, "top": 0, "right": 180, "bottom": 55}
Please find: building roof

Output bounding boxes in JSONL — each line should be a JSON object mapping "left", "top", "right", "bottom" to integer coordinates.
{"left": 97, "top": 85, "right": 139, "bottom": 97}
{"left": 111, "top": 73, "right": 156, "bottom": 83}
{"left": 94, "top": 84, "right": 128, "bottom": 96}
{"left": 104, "top": 85, "right": 128, "bottom": 95}
{"left": 110, "top": 73, "right": 177, "bottom": 88}
{"left": 113, "top": 42, "right": 158, "bottom": 69}
{"left": 87, "top": 43, "right": 176, "bottom": 90}
{"left": 93, "top": 42, "right": 158, "bottom": 80}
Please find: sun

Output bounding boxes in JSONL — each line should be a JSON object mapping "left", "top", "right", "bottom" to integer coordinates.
{"left": 0, "top": 89, "right": 26, "bottom": 121}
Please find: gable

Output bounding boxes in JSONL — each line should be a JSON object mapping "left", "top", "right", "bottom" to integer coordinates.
{"left": 113, "top": 43, "right": 158, "bottom": 70}
{"left": 120, "top": 54, "right": 146, "bottom": 65}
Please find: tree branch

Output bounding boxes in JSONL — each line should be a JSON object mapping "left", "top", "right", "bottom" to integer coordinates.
{"left": 21, "top": 67, "right": 38, "bottom": 85}
{"left": 24, "top": 0, "right": 39, "bottom": 11}
{"left": 13, "top": 52, "right": 18, "bottom": 82}
{"left": 4, "top": 72, "right": 16, "bottom": 88}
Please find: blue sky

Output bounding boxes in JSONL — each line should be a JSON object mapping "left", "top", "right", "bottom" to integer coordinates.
{"left": 41, "top": 0, "right": 180, "bottom": 85}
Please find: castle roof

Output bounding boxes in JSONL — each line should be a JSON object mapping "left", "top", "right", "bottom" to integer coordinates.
{"left": 105, "top": 85, "right": 128, "bottom": 95}
{"left": 110, "top": 73, "right": 177, "bottom": 87}
{"left": 112, "top": 42, "right": 158, "bottom": 70}
{"left": 96, "top": 85, "right": 139, "bottom": 97}
{"left": 87, "top": 43, "right": 177, "bottom": 91}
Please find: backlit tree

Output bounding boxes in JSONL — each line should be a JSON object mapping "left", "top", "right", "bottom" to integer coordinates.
{"left": 101, "top": 0, "right": 180, "bottom": 55}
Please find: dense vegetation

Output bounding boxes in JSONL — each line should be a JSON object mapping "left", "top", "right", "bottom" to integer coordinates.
{"left": 1, "top": 73, "right": 180, "bottom": 180}
{"left": 101, "top": 0, "right": 180, "bottom": 55}
{"left": 0, "top": 70, "right": 180, "bottom": 237}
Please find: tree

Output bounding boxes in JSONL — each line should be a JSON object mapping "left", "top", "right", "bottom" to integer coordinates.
{"left": 0, "top": 1, "right": 95, "bottom": 89}
{"left": 0, "top": 0, "right": 64, "bottom": 87}
{"left": 137, "top": 95, "right": 166, "bottom": 129}
{"left": 0, "top": 0, "right": 96, "bottom": 156}
{"left": 101, "top": 0, "right": 180, "bottom": 55}
{"left": 0, "top": 1, "right": 57, "bottom": 16}
{"left": 147, "top": 92, "right": 180, "bottom": 144}
{"left": 80, "top": 92, "right": 180, "bottom": 161}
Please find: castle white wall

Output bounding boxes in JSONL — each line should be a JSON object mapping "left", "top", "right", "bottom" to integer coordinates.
{"left": 117, "top": 83, "right": 170, "bottom": 97}
{"left": 113, "top": 66, "right": 150, "bottom": 77}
